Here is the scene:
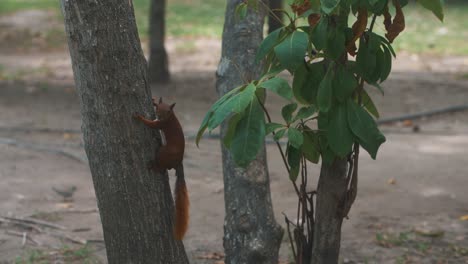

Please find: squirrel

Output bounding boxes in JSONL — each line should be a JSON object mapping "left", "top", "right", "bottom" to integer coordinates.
{"left": 134, "top": 97, "right": 189, "bottom": 240}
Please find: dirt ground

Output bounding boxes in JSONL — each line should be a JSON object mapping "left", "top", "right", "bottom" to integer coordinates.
{"left": 1, "top": 10, "right": 468, "bottom": 264}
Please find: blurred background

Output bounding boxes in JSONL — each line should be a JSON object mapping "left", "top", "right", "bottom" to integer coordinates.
{"left": 0, "top": 0, "right": 467, "bottom": 263}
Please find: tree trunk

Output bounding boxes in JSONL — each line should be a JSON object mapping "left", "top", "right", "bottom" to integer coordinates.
{"left": 148, "top": 0, "right": 170, "bottom": 85}
{"left": 311, "top": 158, "right": 348, "bottom": 264}
{"left": 268, "top": 0, "right": 283, "bottom": 33}
{"left": 60, "top": 1, "right": 188, "bottom": 263}
{"left": 217, "top": 1, "right": 283, "bottom": 263}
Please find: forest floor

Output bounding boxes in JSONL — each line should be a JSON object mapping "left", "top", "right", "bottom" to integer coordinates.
{"left": 1, "top": 9, "right": 468, "bottom": 264}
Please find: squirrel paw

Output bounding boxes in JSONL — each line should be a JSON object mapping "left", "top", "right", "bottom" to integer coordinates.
{"left": 133, "top": 113, "right": 143, "bottom": 120}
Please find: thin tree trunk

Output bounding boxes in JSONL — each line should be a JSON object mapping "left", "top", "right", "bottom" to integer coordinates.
{"left": 61, "top": 1, "right": 188, "bottom": 263}
{"left": 268, "top": 0, "right": 283, "bottom": 33}
{"left": 148, "top": 0, "right": 170, "bottom": 85}
{"left": 311, "top": 158, "right": 348, "bottom": 264}
{"left": 217, "top": 1, "right": 283, "bottom": 263}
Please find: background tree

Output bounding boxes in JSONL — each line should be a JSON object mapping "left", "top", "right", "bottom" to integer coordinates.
{"left": 148, "top": 0, "right": 170, "bottom": 85}
{"left": 212, "top": 0, "right": 283, "bottom": 263}
{"left": 268, "top": 0, "right": 284, "bottom": 33}
{"left": 61, "top": 0, "right": 187, "bottom": 262}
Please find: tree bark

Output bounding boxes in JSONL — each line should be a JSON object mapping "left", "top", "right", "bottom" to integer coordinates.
{"left": 217, "top": 1, "right": 283, "bottom": 263}
{"left": 148, "top": 0, "right": 170, "bottom": 85}
{"left": 311, "top": 158, "right": 348, "bottom": 264}
{"left": 268, "top": 0, "right": 283, "bottom": 33}
{"left": 60, "top": 1, "right": 188, "bottom": 263}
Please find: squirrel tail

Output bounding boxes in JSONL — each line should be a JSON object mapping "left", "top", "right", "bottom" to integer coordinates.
{"left": 174, "top": 165, "right": 189, "bottom": 240}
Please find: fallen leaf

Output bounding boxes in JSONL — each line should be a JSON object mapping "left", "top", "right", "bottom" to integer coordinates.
{"left": 387, "top": 178, "right": 396, "bottom": 185}
{"left": 459, "top": 215, "right": 468, "bottom": 221}
{"left": 196, "top": 252, "right": 225, "bottom": 260}
{"left": 56, "top": 203, "right": 74, "bottom": 209}
{"left": 402, "top": 119, "right": 413, "bottom": 127}
{"left": 414, "top": 227, "right": 444, "bottom": 237}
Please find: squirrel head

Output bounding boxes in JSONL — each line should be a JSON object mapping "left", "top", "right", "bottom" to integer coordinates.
{"left": 152, "top": 97, "right": 176, "bottom": 121}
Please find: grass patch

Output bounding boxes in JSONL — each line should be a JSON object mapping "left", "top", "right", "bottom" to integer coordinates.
{"left": 15, "top": 244, "right": 100, "bottom": 264}
{"left": 0, "top": 0, "right": 466, "bottom": 55}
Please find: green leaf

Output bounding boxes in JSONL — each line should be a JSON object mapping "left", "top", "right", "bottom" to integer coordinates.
{"left": 328, "top": 103, "right": 354, "bottom": 157}
{"left": 302, "top": 130, "right": 320, "bottom": 163}
{"left": 317, "top": 64, "right": 334, "bottom": 112}
{"left": 259, "top": 77, "right": 293, "bottom": 100}
{"left": 380, "top": 45, "right": 392, "bottom": 82}
{"left": 274, "top": 30, "right": 309, "bottom": 72}
{"left": 282, "top": 103, "right": 298, "bottom": 123}
{"left": 347, "top": 99, "right": 386, "bottom": 159}
{"left": 292, "top": 62, "right": 325, "bottom": 105}
{"left": 256, "top": 27, "right": 283, "bottom": 63}
{"left": 368, "top": 47, "right": 384, "bottom": 84}
{"left": 321, "top": 0, "right": 341, "bottom": 14}
{"left": 369, "top": 82, "right": 384, "bottom": 95}
{"left": 327, "top": 27, "right": 346, "bottom": 60}
{"left": 333, "top": 64, "right": 358, "bottom": 102}
{"left": 294, "top": 106, "right": 316, "bottom": 121}
{"left": 318, "top": 132, "right": 336, "bottom": 165}
{"left": 287, "top": 145, "right": 301, "bottom": 181}
{"left": 196, "top": 85, "right": 244, "bottom": 146}
{"left": 208, "top": 83, "right": 256, "bottom": 131}
{"left": 361, "top": 89, "right": 380, "bottom": 118}
{"left": 266, "top": 122, "right": 284, "bottom": 135}
{"left": 235, "top": 3, "right": 248, "bottom": 20}
{"left": 417, "top": 0, "right": 444, "bottom": 21}
{"left": 356, "top": 38, "right": 377, "bottom": 83}
{"left": 378, "top": 35, "right": 396, "bottom": 57}
{"left": 274, "top": 128, "right": 287, "bottom": 141}
{"left": 312, "top": 16, "right": 328, "bottom": 50}
{"left": 230, "top": 99, "right": 266, "bottom": 167}
{"left": 292, "top": 65, "right": 309, "bottom": 104}
{"left": 288, "top": 127, "right": 304, "bottom": 148}
{"left": 196, "top": 111, "right": 213, "bottom": 147}
{"left": 223, "top": 113, "right": 243, "bottom": 148}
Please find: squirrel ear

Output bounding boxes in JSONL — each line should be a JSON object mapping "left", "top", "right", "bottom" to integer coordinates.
{"left": 170, "top": 103, "right": 176, "bottom": 110}
{"left": 159, "top": 97, "right": 163, "bottom": 104}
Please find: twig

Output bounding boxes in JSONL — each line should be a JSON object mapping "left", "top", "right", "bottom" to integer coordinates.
{"left": 49, "top": 232, "right": 86, "bottom": 245}
{"left": 3, "top": 216, "right": 66, "bottom": 230}
{"left": 0, "top": 137, "right": 87, "bottom": 163}
{"left": 255, "top": 95, "right": 301, "bottom": 196}
{"left": 5, "top": 230, "right": 39, "bottom": 246}
{"left": 282, "top": 213, "right": 297, "bottom": 261}
{"left": 22, "top": 232, "right": 27, "bottom": 247}
{"left": 0, "top": 217, "right": 43, "bottom": 233}
{"left": 59, "top": 208, "right": 98, "bottom": 214}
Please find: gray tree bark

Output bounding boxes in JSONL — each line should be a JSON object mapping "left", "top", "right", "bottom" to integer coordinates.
{"left": 268, "top": 0, "right": 283, "bottom": 33}
{"left": 216, "top": 1, "right": 283, "bottom": 263}
{"left": 311, "top": 158, "right": 348, "bottom": 264}
{"left": 148, "top": 0, "right": 170, "bottom": 85}
{"left": 60, "top": 1, "right": 188, "bottom": 263}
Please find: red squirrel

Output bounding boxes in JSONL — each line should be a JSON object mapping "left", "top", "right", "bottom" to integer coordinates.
{"left": 134, "top": 97, "right": 189, "bottom": 240}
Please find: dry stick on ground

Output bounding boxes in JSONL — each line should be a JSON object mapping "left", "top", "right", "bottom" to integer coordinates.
{"left": 0, "top": 137, "right": 87, "bottom": 163}
{"left": 48, "top": 232, "right": 87, "bottom": 245}
{"left": 0, "top": 217, "right": 43, "bottom": 233}
{"left": 5, "top": 230, "right": 40, "bottom": 246}
{"left": 3, "top": 216, "right": 67, "bottom": 230}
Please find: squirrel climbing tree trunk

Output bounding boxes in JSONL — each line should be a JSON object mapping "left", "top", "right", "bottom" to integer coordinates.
{"left": 216, "top": 1, "right": 283, "bottom": 263}
{"left": 60, "top": 1, "right": 188, "bottom": 263}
